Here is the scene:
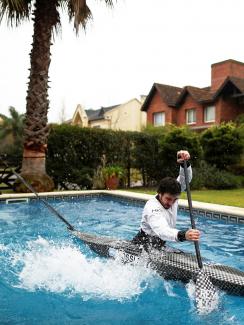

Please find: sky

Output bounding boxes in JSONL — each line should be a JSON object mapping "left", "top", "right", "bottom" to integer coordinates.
{"left": 0, "top": 0, "right": 244, "bottom": 123}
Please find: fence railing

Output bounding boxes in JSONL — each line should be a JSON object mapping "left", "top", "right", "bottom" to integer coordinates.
{"left": 0, "top": 165, "right": 20, "bottom": 193}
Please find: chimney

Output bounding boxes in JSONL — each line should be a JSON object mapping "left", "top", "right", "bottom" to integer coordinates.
{"left": 211, "top": 59, "right": 244, "bottom": 91}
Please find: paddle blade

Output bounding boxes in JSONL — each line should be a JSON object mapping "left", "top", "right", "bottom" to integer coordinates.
{"left": 195, "top": 270, "right": 219, "bottom": 314}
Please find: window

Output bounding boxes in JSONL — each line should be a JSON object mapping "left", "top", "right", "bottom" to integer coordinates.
{"left": 186, "top": 109, "right": 196, "bottom": 124}
{"left": 153, "top": 112, "right": 165, "bottom": 126}
{"left": 204, "top": 106, "right": 215, "bottom": 122}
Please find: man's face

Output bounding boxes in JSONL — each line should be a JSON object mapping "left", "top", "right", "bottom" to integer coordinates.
{"left": 159, "top": 193, "right": 180, "bottom": 209}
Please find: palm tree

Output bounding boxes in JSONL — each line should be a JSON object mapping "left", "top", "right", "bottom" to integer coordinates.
{"left": 0, "top": 106, "right": 24, "bottom": 147}
{"left": 0, "top": 0, "right": 114, "bottom": 192}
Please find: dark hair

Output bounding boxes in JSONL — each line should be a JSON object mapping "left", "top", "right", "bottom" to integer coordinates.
{"left": 157, "top": 177, "right": 181, "bottom": 195}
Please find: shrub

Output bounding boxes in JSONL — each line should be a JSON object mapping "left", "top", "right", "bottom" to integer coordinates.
{"left": 102, "top": 165, "right": 125, "bottom": 179}
{"left": 200, "top": 123, "right": 243, "bottom": 170}
{"left": 191, "top": 161, "right": 242, "bottom": 190}
{"left": 159, "top": 126, "right": 202, "bottom": 178}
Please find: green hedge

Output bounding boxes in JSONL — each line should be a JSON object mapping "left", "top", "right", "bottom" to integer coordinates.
{"left": 47, "top": 124, "right": 243, "bottom": 189}
{"left": 46, "top": 124, "right": 203, "bottom": 189}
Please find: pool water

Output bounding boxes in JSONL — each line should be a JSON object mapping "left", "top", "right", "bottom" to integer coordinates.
{"left": 0, "top": 195, "right": 243, "bottom": 325}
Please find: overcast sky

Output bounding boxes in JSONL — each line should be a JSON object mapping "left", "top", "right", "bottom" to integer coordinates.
{"left": 0, "top": 0, "right": 244, "bottom": 122}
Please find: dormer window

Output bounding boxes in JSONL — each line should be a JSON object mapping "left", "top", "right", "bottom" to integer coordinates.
{"left": 204, "top": 106, "right": 215, "bottom": 122}
{"left": 186, "top": 109, "right": 196, "bottom": 124}
{"left": 153, "top": 112, "right": 165, "bottom": 126}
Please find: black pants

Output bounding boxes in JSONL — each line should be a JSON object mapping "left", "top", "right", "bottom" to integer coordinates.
{"left": 132, "top": 229, "right": 166, "bottom": 251}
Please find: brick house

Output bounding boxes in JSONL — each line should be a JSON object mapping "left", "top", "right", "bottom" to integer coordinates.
{"left": 141, "top": 59, "right": 244, "bottom": 130}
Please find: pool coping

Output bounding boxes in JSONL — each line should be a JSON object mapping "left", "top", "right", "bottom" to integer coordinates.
{"left": 1, "top": 189, "right": 244, "bottom": 224}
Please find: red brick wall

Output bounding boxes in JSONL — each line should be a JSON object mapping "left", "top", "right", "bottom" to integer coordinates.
{"left": 217, "top": 97, "right": 244, "bottom": 122}
{"left": 211, "top": 60, "right": 244, "bottom": 91}
{"left": 177, "top": 96, "right": 231, "bottom": 128}
{"left": 146, "top": 91, "right": 175, "bottom": 125}
{"left": 176, "top": 95, "right": 203, "bottom": 126}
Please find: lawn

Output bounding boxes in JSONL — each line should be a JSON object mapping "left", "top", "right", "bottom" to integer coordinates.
{"left": 125, "top": 188, "right": 244, "bottom": 208}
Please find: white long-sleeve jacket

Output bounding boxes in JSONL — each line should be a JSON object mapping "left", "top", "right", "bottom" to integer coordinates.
{"left": 140, "top": 165, "right": 192, "bottom": 242}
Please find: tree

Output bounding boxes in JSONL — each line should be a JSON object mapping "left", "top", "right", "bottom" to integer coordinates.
{"left": 0, "top": 106, "right": 24, "bottom": 166}
{"left": 0, "top": 106, "right": 24, "bottom": 147}
{"left": 0, "top": 0, "right": 114, "bottom": 192}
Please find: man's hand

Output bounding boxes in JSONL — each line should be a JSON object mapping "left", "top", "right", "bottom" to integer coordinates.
{"left": 177, "top": 150, "right": 190, "bottom": 164}
{"left": 185, "top": 229, "right": 200, "bottom": 241}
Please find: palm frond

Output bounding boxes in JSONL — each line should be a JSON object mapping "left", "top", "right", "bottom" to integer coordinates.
{"left": 102, "top": 0, "right": 115, "bottom": 7}
{"left": 0, "top": 0, "right": 32, "bottom": 26}
{"left": 60, "top": 0, "right": 92, "bottom": 34}
{"left": 0, "top": 113, "right": 7, "bottom": 120}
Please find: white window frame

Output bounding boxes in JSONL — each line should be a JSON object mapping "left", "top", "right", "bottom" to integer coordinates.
{"left": 204, "top": 106, "right": 215, "bottom": 123}
{"left": 153, "top": 112, "right": 165, "bottom": 126}
{"left": 186, "top": 109, "right": 196, "bottom": 124}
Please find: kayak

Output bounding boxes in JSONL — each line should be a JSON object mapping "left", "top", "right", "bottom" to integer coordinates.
{"left": 71, "top": 230, "right": 244, "bottom": 296}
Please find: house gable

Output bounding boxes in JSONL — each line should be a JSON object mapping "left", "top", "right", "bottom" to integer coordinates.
{"left": 176, "top": 86, "right": 213, "bottom": 106}
{"left": 141, "top": 83, "right": 182, "bottom": 112}
{"left": 67, "top": 104, "right": 89, "bottom": 127}
{"left": 213, "top": 77, "right": 244, "bottom": 100}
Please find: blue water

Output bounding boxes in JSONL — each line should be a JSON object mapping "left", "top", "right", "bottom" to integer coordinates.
{"left": 0, "top": 195, "right": 243, "bottom": 325}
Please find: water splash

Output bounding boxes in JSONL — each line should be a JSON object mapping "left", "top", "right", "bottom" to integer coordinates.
{"left": 11, "top": 237, "right": 157, "bottom": 301}
{"left": 163, "top": 281, "right": 178, "bottom": 297}
{"left": 186, "top": 276, "right": 220, "bottom": 315}
{"left": 0, "top": 244, "right": 7, "bottom": 252}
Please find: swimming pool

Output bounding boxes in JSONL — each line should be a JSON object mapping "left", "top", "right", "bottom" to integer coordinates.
{"left": 0, "top": 195, "right": 243, "bottom": 324}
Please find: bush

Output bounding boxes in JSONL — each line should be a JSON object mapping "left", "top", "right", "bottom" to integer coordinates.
{"left": 159, "top": 126, "right": 202, "bottom": 178}
{"left": 200, "top": 123, "right": 243, "bottom": 170}
{"left": 191, "top": 161, "right": 242, "bottom": 190}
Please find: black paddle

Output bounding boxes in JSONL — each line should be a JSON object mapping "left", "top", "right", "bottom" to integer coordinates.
{"left": 183, "top": 160, "right": 218, "bottom": 313}
{"left": 1, "top": 159, "right": 75, "bottom": 231}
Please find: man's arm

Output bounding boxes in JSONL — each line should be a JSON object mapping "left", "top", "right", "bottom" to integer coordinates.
{"left": 147, "top": 210, "right": 199, "bottom": 242}
{"left": 176, "top": 150, "right": 200, "bottom": 242}
{"left": 176, "top": 150, "right": 192, "bottom": 192}
{"left": 177, "top": 165, "right": 192, "bottom": 192}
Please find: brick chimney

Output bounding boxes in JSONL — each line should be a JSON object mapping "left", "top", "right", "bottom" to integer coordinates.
{"left": 211, "top": 59, "right": 244, "bottom": 91}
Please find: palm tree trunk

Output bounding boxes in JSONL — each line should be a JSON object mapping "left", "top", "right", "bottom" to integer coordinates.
{"left": 18, "top": 0, "right": 60, "bottom": 192}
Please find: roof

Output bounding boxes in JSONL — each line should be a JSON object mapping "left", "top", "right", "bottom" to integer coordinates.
{"left": 175, "top": 86, "right": 214, "bottom": 106}
{"left": 85, "top": 109, "right": 100, "bottom": 118}
{"left": 142, "top": 76, "right": 244, "bottom": 111}
{"left": 229, "top": 77, "right": 244, "bottom": 93}
{"left": 141, "top": 83, "right": 182, "bottom": 111}
{"left": 86, "top": 104, "right": 120, "bottom": 122}
{"left": 213, "top": 76, "right": 244, "bottom": 99}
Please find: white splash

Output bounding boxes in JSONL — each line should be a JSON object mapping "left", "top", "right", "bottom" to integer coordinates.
{"left": 186, "top": 278, "right": 220, "bottom": 315}
{"left": 11, "top": 237, "right": 157, "bottom": 301}
{"left": 0, "top": 211, "right": 18, "bottom": 225}
{"left": 163, "top": 281, "right": 178, "bottom": 297}
{"left": 0, "top": 244, "right": 7, "bottom": 251}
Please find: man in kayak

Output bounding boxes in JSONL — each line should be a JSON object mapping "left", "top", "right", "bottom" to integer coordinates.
{"left": 132, "top": 150, "right": 200, "bottom": 250}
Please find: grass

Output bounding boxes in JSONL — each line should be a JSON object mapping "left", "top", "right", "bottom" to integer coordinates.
{"left": 124, "top": 188, "right": 244, "bottom": 208}
{"left": 1, "top": 186, "right": 244, "bottom": 208}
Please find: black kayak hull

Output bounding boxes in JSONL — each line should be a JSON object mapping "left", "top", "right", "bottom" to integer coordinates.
{"left": 71, "top": 230, "right": 244, "bottom": 296}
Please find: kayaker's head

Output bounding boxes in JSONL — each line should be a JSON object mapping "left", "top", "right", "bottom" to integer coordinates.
{"left": 157, "top": 177, "right": 181, "bottom": 209}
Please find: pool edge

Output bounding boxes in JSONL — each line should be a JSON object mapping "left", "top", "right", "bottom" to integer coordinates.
{"left": 0, "top": 189, "right": 244, "bottom": 224}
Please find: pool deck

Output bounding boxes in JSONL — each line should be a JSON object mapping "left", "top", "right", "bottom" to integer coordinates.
{"left": 1, "top": 189, "right": 244, "bottom": 223}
